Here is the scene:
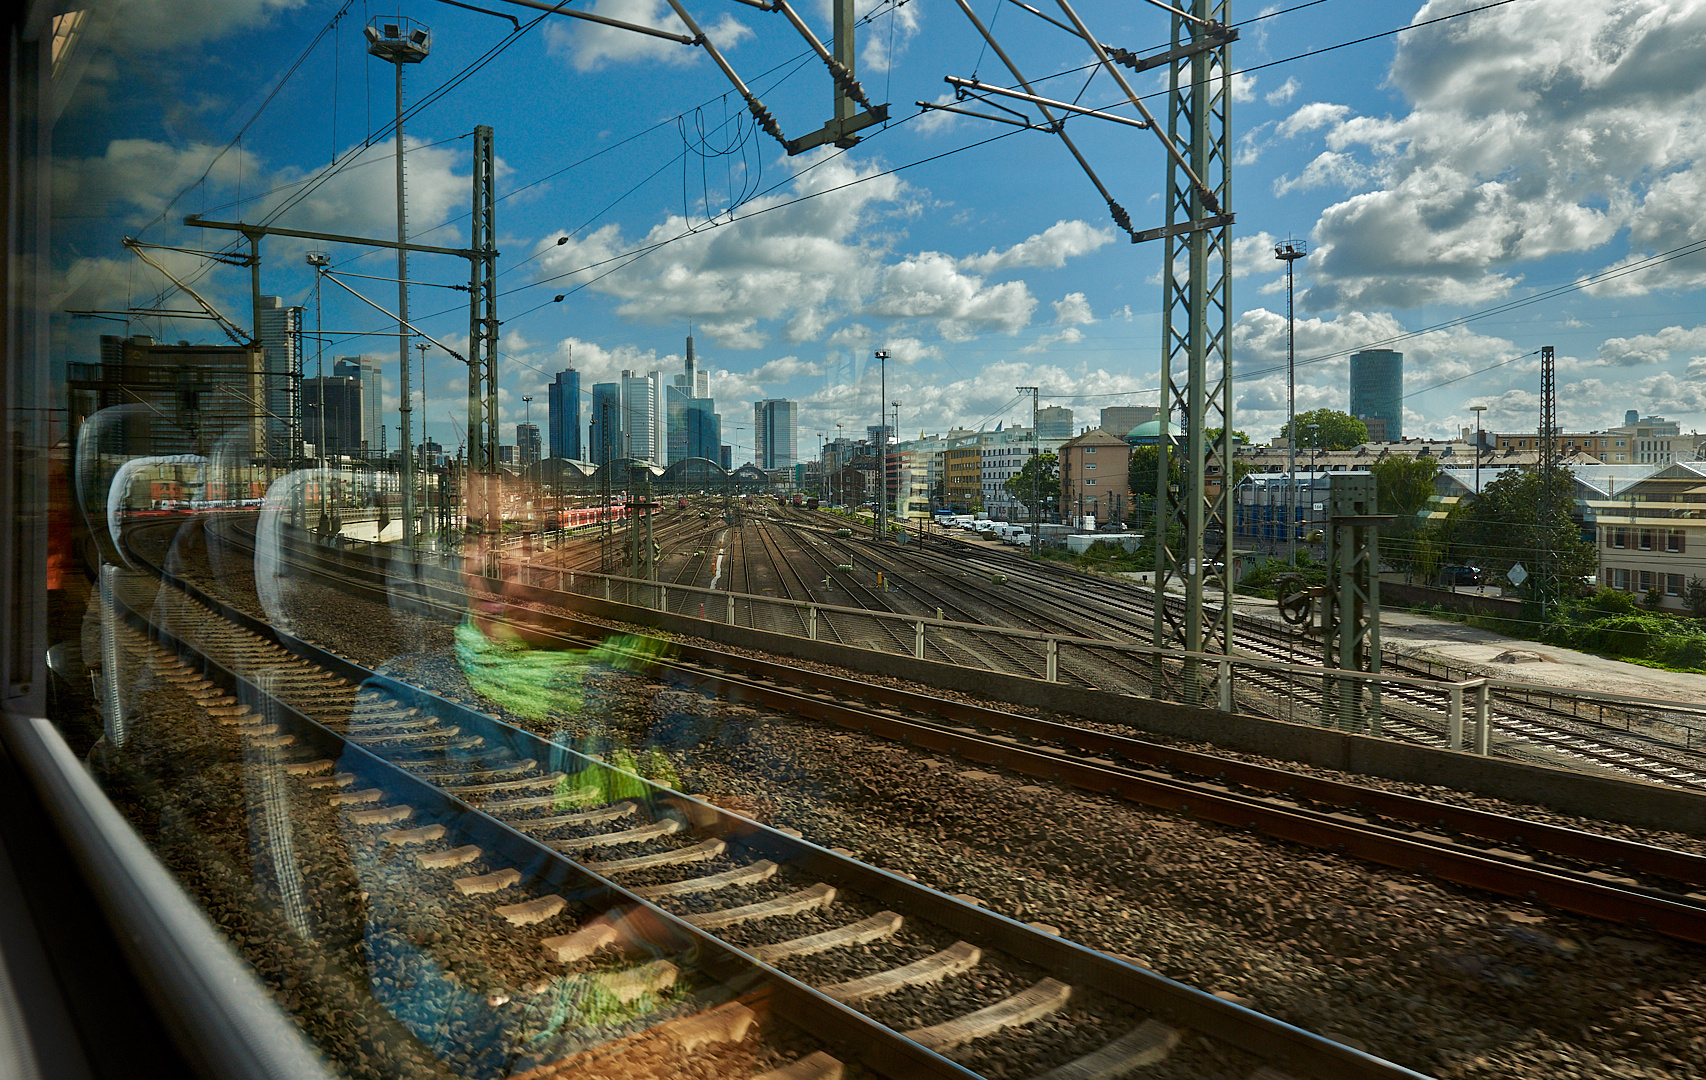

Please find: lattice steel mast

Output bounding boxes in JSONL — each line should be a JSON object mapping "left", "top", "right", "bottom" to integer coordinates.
{"left": 1151, "top": 0, "right": 1234, "bottom": 703}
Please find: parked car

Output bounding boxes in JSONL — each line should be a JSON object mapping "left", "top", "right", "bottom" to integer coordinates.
{"left": 1439, "top": 564, "right": 1485, "bottom": 586}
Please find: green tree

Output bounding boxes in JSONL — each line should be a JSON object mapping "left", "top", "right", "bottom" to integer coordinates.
{"left": 1127, "top": 444, "right": 1185, "bottom": 496}
{"left": 1279, "top": 409, "right": 1369, "bottom": 451}
{"left": 1371, "top": 454, "right": 1440, "bottom": 521}
{"left": 1685, "top": 575, "right": 1706, "bottom": 618}
{"left": 1005, "top": 450, "right": 1059, "bottom": 508}
{"left": 1454, "top": 466, "right": 1595, "bottom": 597}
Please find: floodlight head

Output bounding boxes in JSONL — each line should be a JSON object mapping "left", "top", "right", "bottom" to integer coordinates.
{"left": 306, "top": 251, "right": 330, "bottom": 267}
{"left": 366, "top": 16, "right": 430, "bottom": 63}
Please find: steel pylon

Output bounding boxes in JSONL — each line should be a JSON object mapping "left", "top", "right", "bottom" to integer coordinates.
{"left": 1151, "top": 0, "right": 1234, "bottom": 704}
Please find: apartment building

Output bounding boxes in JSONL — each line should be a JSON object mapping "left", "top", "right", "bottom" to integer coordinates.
{"left": 1596, "top": 461, "right": 1706, "bottom": 609}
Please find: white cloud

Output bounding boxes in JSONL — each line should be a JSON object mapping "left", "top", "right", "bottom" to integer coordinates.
{"left": 531, "top": 156, "right": 1092, "bottom": 347}
{"left": 544, "top": 0, "right": 751, "bottom": 72}
{"left": 1231, "top": 71, "right": 1257, "bottom": 104}
{"left": 958, "top": 220, "right": 1115, "bottom": 274}
{"left": 869, "top": 252, "right": 1036, "bottom": 341}
{"left": 1288, "top": 1, "right": 1706, "bottom": 310}
{"left": 1265, "top": 77, "right": 1300, "bottom": 106}
{"left": 914, "top": 92, "right": 973, "bottom": 136}
{"left": 1019, "top": 327, "right": 1085, "bottom": 353}
{"left": 1597, "top": 325, "right": 1706, "bottom": 367}
{"left": 848, "top": 0, "right": 920, "bottom": 73}
{"left": 1277, "top": 102, "right": 1351, "bottom": 139}
{"left": 1273, "top": 151, "right": 1371, "bottom": 197}
{"left": 1052, "top": 292, "right": 1094, "bottom": 325}
{"left": 752, "top": 355, "right": 823, "bottom": 382}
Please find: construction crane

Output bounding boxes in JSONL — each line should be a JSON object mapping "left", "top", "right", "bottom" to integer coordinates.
{"left": 120, "top": 238, "right": 254, "bottom": 346}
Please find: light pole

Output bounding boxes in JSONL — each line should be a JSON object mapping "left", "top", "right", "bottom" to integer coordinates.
{"left": 307, "top": 252, "right": 330, "bottom": 536}
{"left": 1275, "top": 238, "right": 1307, "bottom": 565}
{"left": 836, "top": 422, "right": 844, "bottom": 508}
{"left": 875, "top": 349, "right": 889, "bottom": 541}
{"left": 1469, "top": 404, "right": 1487, "bottom": 498}
{"left": 366, "top": 17, "right": 430, "bottom": 549}
{"left": 417, "top": 340, "right": 432, "bottom": 546}
{"left": 891, "top": 399, "right": 901, "bottom": 526}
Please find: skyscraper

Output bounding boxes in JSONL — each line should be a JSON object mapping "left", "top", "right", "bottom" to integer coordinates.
{"left": 302, "top": 375, "right": 362, "bottom": 456}
{"left": 334, "top": 356, "right": 382, "bottom": 454}
{"left": 1099, "top": 405, "right": 1157, "bottom": 438}
{"left": 667, "top": 336, "right": 719, "bottom": 463}
{"left": 620, "top": 370, "right": 661, "bottom": 462}
{"left": 1036, "top": 405, "right": 1074, "bottom": 440}
{"left": 516, "top": 423, "right": 541, "bottom": 467}
{"left": 547, "top": 368, "right": 580, "bottom": 461}
{"left": 1349, "top": 349, "right": 1403, "bottom": 443}
{"left": 590, "top": 383, "right": 621, "bottom": 465}
{"left": 754, "top": 399, "right": 798, "bottom": 470}
{"left": 255, "top": 295, "right": 303, "bottom": 460}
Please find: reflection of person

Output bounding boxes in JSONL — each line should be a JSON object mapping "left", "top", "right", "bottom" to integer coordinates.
{"left": 253, "top": 467, "right": 688, "bottom": 1072}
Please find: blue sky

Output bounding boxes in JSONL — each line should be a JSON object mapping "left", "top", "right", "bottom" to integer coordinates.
{"left": 51, "top": 0, "right": 1706, "bottom": 462}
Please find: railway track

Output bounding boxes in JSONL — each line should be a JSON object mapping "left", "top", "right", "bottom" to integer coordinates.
{"left": 115, "top": 517, "right": 1425, "bottom": 1080}
{"left": 783, "top": 516, "right": 1706, "bottom": 792}
{"left": 184, "top": 518, "right": 1706, "bottom": 948}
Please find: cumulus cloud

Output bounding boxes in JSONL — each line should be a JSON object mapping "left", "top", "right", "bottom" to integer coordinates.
{"left": 752, "top": 355, "right": 823, "bottom": 382}
{"left": 544, "top": 0, "right": 751, "bottom": 72}
{"left": 1273, "top": 151, "right": 1371, "bottom": 196}
{"left": 531, "top": 158, "right": 1104, "bottom": 348}
{"left": 870, "top": 253, "right": 1036, "bottom": 340}
{"left": 1277, "top": 102, "right": 1351, "bottom": 139}
{"left": 1283, "top": 1, "right": 1706, "bottom": 310}
{"left": 1019, "top": 327, "right": 1084, "bottom": 353}
{"left": 959, "top": 220, "right": 1116, "bottom": 274}
{"left": 798, "top": 356, "right": 1154, "bottom": 436}
{"left": 1597, "top": 325, "right": 1706, "bottom": 367}
{"left": 1052, "top": 292, "right": 1094, "bottom": 325}
{"left": 1265, "top": 77, "right": 1300, "bottom": 106}
{"left": 50, "top": 134, "right": 477, "bottom": 350}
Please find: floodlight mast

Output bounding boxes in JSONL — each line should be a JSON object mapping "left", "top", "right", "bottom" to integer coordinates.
{"left": 366, "top": 15, "right": 431, "bottom": 549}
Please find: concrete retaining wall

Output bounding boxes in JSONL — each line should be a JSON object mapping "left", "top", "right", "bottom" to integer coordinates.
{"left": 1383, "top": 581, "right": 1526, "bottom": 619}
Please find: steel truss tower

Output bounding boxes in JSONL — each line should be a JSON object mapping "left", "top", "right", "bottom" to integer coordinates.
{"left": 1151, "top": 0, "right": 1234, "bottom": 703}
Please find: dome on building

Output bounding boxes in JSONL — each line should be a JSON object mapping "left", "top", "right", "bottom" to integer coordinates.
{"left": 1126, "top": 420, "right": 1181, "bottom": 445}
